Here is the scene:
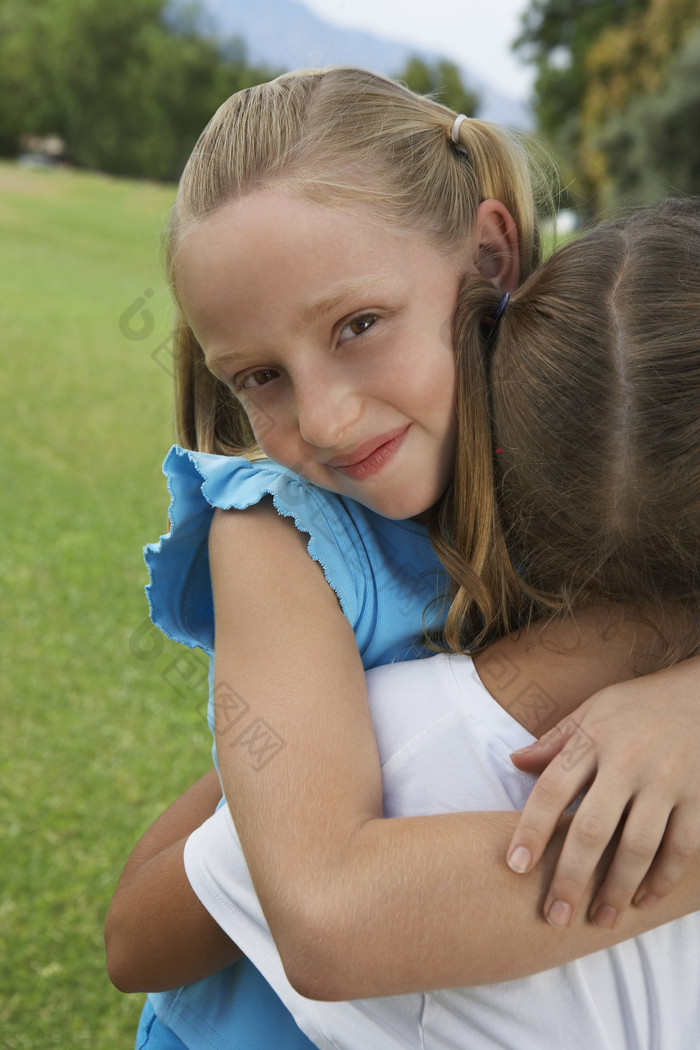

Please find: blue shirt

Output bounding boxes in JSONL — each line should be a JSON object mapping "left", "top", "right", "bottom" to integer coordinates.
{"left": 142, "top": 447, "right": 447, "bottom": 1049}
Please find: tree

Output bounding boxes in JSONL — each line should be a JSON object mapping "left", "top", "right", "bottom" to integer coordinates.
{"left": 0, "top": 0, "right": 277, "bottom": 179}
{"left": 515, "top": 0, "right": 700, "bottom": 212}
{"left": 513, "top": 0, "right": 646, "bottom": 209}
{"left": 583, "top": 0, "right": 699, "bottom": 126}
{"left": 395, "top": 57, "right": 479, "bottom": 117}
{"left": 585, "top": 23, "right": 700, "bottom": 206}
{"left": 514, "top": 0, "right": 646, "bottom": 143}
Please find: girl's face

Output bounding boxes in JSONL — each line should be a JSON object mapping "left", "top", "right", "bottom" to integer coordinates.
{"left": 177, "top": 191, "right": 474, "bottom": 520}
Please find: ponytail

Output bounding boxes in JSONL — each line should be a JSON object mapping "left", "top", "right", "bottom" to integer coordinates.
{"left": 431, "top": 278, "right": 526, "bottom": 651}
{"left": 437, "top": 202, "right": 700, "bottom": 665}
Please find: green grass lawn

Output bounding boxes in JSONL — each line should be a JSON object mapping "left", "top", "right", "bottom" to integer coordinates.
{"left": 0, "top": 162, "right": 213, "bottom": 1048}
{"left": 0, "top": 160, "right": 580, "bottom": 1049}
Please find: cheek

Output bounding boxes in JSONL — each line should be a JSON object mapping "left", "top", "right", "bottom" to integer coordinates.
{"left": 254, "top": 427, "right": 288, "bottom": 465}
{"left": 249, "top": 415, "right": 310, "bottom": 476}
{"left": 438, "top": 313, "right": 454, "bottom": 353}
{"left": 406, "top": 345, "right": 457, "bottom": 426}
{"left": 241, "top": 401, "right": 290, "bottom": 463}
{"left": 242, "top": 400, "right": 276, "bottom": 443}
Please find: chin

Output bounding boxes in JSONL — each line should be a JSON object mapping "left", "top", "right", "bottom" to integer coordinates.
{"left": 374, "top": 495, "right": 438, "bottom": 522}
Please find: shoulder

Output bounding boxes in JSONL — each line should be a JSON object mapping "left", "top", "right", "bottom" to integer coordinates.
{"left": 161, "top": 446, "right": 366, "bottom": 550}
{"left": 208, "top": 497, "right": 313, "bottom": 573}
{"left": 145, "top": 446, "right": 443, "bottom": 664}
{"left": 145, "top": 447, "right": 375, "bottom": 653}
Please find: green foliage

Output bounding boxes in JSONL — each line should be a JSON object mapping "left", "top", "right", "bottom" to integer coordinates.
{"left": 579, "top": 0, "right": 700, "bottom": 206}
{"left": 0, "top": 0, "right": 277, "bottom": 179}
{"left": 590, "top": 26, "right": 700, "bottom": 206}
{"left": 514, "top": 0, "right": 646, "bottom": 144}
{"left": 514, "top": 0, "right": 647, "bottom": 209}
{"left": 395, "top": 56, "right": 479, "bottom": 116}
{"left": 0, "top": 161, "right": 211, "bottom": 1046}
{"left": 516, "top": 0, "right": 700, "bottom": 212}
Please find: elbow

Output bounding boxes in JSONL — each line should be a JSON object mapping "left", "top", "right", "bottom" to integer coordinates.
{"left": 282, "top": 950, "right": 340, "bottom": 1002}
{"left": 273, "top": 893, "right": 367, "bottom": 1002}
{"left": 281, "top": 942, "right": 350, "bottom": 1003}
{"left": 105, "top": 961, "right": 142, "bottom": 996}
{"left": 286, "top": 972, "right": 353, "bottom": 1003}
{"left": 104, "top": 910, "right": 148, "bottom": 994}
{"left": 104, "top": 946, "right": 138, "bottom": 995}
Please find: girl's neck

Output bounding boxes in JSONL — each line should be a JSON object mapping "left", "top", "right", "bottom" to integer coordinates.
{"left": 472, "top": 607, "right": 674, "bottom": 738}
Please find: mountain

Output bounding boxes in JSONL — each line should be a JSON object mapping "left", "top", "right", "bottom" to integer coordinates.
{"left": 187, "top": 0, "right": 531, "bottom": 128}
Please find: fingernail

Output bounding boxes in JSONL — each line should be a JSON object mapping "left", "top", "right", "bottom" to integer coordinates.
{"left": 546, "top": 900, "right": 571, "bottom": 929}
{"left": 592, "top": 905, "right": 617, "bottom": 929}
{"left": 510, "top": 744, "right": 535, "bottom": 756}
{"left": 507, "top": 846, "right": 532, "bottom": 873}
{"left": 634, "top": 893, "right": 659, "bottom": 909}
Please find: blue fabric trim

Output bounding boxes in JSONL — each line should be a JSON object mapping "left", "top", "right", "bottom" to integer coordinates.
{"left": 144, "top": 447, "right": 444, "bottom": 672}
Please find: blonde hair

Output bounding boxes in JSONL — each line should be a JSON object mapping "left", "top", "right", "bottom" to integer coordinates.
{"left": 166, "top": 66, "right": 548, "bottom": 455}
{"left": 442, "top": 200, "right": 700, "bottom": 662}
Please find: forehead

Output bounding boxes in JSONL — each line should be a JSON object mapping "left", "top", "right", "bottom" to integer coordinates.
{"left": 177, "top": 191, "right": 402, "bottom": 279}
{"left": 174, "top": 190, "right": 465, "bottom": 342}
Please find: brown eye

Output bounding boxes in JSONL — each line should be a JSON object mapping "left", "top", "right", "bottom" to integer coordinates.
{"left": 240, "top": 368, "right": 279, "bottom": 390}
{"left": 340, "top": 314, "right": 378, "bottom": 340}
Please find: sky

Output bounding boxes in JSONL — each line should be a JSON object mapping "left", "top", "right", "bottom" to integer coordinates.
{"left": 299, "top": 0, "right": 535, "bottom": 99}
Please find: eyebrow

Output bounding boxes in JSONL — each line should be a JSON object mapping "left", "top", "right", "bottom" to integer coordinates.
{"left": 297, "top": 275, "right": 393, "bottom": 328}
{"left": 205, "top": 274, "right": 396, "bottom": 376}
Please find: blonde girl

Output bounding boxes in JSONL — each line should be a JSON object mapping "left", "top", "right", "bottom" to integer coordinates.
{"left": 106, "top": 70, "right": 700, "bottom": 1050}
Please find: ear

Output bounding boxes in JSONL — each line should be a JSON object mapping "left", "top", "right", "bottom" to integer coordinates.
{"left": 473, "top": 199, "right": 520, "bottom": 292}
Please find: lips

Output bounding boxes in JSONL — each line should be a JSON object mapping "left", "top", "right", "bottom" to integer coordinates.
{"left": 326, "top": 426, "right": 409, "bottom": 480}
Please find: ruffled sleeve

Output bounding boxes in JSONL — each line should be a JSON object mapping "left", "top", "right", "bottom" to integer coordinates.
{"left": 144, "top": 446, "right": 374, "bottom": 656}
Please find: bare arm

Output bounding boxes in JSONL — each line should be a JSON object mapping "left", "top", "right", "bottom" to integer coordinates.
{"left": 104, "top": 767, "right": 700, "bottom": 999}
{"left": 209, "top": 502, "right": 700, "bottom": 1001}
{"left": 104, "top": 768, "right": 242, "bottom": 992}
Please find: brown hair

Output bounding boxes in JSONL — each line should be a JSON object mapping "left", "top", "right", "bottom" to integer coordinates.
{"left": 166, "top": 66, "right": 550, "bottom": 455}
{"left": 440, "top": 200, "right": 700, "bottom": 663}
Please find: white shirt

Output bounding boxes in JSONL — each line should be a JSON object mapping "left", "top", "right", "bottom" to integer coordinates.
{"left": 185, "top": 653, "right": 700, "bottom": 1049}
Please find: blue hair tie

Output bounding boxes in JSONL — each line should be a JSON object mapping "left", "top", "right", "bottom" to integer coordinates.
{"left": 482, "top": 291, "right": 510, "bottom": 346}
{"left": 492, "top": 291, "right": 510, "bottom": 322}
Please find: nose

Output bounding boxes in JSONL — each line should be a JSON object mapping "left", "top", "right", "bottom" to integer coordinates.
{"left": 295, "top": 371, "right": 362, "bottom": 450}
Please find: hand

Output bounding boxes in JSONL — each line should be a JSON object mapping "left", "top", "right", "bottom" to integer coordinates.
{"left": 505, "top": 658, "right": 700, "bottom": 930}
